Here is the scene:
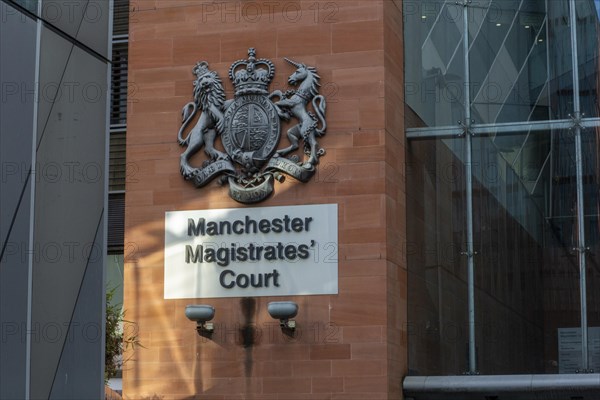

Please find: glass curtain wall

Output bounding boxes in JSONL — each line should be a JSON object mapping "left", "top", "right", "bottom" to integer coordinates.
{"left": 405, "top": 0, "right": 600, "bottom": 375}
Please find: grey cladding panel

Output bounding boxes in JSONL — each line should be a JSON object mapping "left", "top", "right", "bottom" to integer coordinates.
{"left": 0, "top": 4, "right": 37, "bottom": 399}
{"left": 30, "top": 40, "right": 108, "bottom": 399}
{"left": 41, "top": 0, "right": 110, "bottom": 58}
{"left": 41, "top": 0, "right": 87, "bottom": 39}
{"left": 36, "top": 26, "right": 72, "bottom": 149}
{"left": 0, "top": 2, "right": 37, "bottom": 247}
{"left": 75, "top": 0, "right": 110, "bottom": 58}
{"left": 49, "top": 220, "right": 104, "bottom": 400}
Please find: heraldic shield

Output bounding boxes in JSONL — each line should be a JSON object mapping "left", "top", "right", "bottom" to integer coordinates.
{"left": 177, "top": 48, "right": 328, "bottom": 204}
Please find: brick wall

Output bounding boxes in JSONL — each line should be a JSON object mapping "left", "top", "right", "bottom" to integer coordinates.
{"left": 124, "top": 1, "right": 406, "bottom": 398}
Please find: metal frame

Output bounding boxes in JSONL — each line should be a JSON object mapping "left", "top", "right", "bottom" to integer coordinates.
{"left": 408, "top": 118, "right": 600, "bottom": 140}
{"left": 25, "top": 2, "right": 44, "bottom": 397}
{"left": 406, "top": 0, "right": 600, "bottom": 375}
{"left": 568, "top": 0, "right": 590, "bottom": 372}
{"left": 404, "top": 373, "right": 600, "bottom": 399}
{"left": 459, "top": 0, "right": 477, "bottom": 375}
{"left": 101, "top": 2, "right": 115, "bottom": 397}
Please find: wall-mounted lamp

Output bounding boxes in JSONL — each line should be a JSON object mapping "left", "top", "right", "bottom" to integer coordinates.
{"left": 267, "top": 301, "right": 298, "bottom": 330}
{"left": 185, "top": 305, "right": 215, "bottom": 336}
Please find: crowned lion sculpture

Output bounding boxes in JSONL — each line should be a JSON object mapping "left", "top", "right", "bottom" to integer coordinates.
{"left": 178, "top": 62, "right": 229, "bottom": 178}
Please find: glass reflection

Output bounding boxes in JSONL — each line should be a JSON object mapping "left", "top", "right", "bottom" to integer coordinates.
{"left": 470, "top": 0, "right": 573, "bottom": 124}
{"left": 472, "top": 130, "right": 581, "bottom": 374}
{"left": 404, "top": 1, "right": 466, "bottom": 128}
{"left": 407, "top": 138, "right": 468, "bottom": 375}
{"left": 13, "top": 0, "right": 37, "bottom": 14}
{"left": 583, "top": 126, "right": 600, "bottom": 371}
{"left": 405, "top": 0, "right": 600, "bottom": 377}
{"left": 576, "top": 1, "right": 600, "bottom": 118}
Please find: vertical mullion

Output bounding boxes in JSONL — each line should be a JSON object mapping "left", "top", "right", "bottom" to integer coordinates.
{"left": 25, "top": 2, "right": 44, "bottom": 397}
{"left": 546, "top": 0, "right": 554, "bottom": 221}
{"left": 568, "top": 0, "right": 589, "bottom": 373}
{"left": 462, "top": 0, "right": 477, "bottom": 375}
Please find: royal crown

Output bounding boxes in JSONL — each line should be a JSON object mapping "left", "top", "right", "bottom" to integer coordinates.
{"left": 228, "top": 48, "right": 275, "bottom": 96}
{"left": 192, "top": 61, "right": 212, "bottom": 78}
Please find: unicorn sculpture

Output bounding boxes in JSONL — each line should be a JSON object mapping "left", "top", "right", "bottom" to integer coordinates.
{"left": 269, "top": 58, "right": 327, "bottom": 168}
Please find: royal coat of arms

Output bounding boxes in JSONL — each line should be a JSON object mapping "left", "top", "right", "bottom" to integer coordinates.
{"left": 177, "top": 48, "right": 327, "bottom": 203}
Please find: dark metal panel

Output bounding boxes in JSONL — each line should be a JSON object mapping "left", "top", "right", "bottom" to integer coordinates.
{"left": 41, "top": 0, "right": 110, "bottom": 59}
{"left": 30, "top": 35, "right": 108, "bottom": 399}
{"left": 0, "top": 1, "right": 37, "bottom": 251}
{"left": 40, "top": 0, "right": 87, "bottom": 41}
{"left": 49, "top": 218, "right": 104, "bottom": 399}
{"left": 0, "top": 183, "right": 33, "bottom": 400}
{"left": 35, "top": 24, "right": 72, "bottom": 150}
{"left": 74, "top": 0, "right": 110, "bottom": 59}
{"left": 0, "top": 3, "right": 37, "bottom": 399}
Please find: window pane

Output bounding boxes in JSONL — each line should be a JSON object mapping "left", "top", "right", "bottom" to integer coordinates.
{"left": 106, "top": 254, "right": 124, "bottom": 309}
{"left": 546, "top": 1, "right": 575, "bottom": 121}
{"left": 469, "top": 0, "right": 574, "bottom": 124}
{"left": 582, "top": 128, "right": 600, "bottom": 217}
{"left": 407, "top": 138, "right": 468, "bottom": 375}
{"left": 490, "top": 129, "right": 551, "bottom": 200}
{"left": 111, "top": 42, "right": 128, "bottom": 126}
{"left": 584, "top": 127, "right": 600, "bottom": 371}
{"left": 576, "top": 1, "right": 600, "bottom": 118}
{"left": 406, "top": 130, "right": 598, "bottom": 375}
{"left": 13, "top": 0, "right": 37, "bottom": 14}
{"left": 472, "top": 129, "right": 582, "bottom": 374}
{"left": 404, "top": 1, "right": 465, "bottom": 128}
{"left": 113, "top": 0, "right": 130, "bottom": 37}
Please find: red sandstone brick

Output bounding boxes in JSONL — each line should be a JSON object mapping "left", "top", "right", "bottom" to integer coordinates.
{"left": 332, "top": 394, "right": 387, "bottom": 400}
{"left": 330, "top": 297, "right": 387, "bottom": 326}
{"left": 129, "top": 39, "right": 173, "bottom": 68}
{"left": 263, "top": 377, "right": 312, "bottom": 394}
{"left": 253, "top": 361, "right": 293, "bottom": 378}
{"left": 332, "top": 21, "right": 384, "bottom": 53}
{"left": 332, "top": 359, "right": 385, "bottom": 376}
{"left": 343, "top": 375, "right": 387, "bottom": 393}
{"left": 172, "top": 35, "right": 221, "bottom": 65}
{"left": 312, "top": 376, "right": 344, "bottom": 393}
{"left": 309, "top": 344, "right": 351, "bottom": 360}
{"left": 292, "top": 360, "right": 332, "bottom": 377}
{"left": 124, "top": 1, "right": 409, "bottom": 398}
{"left": 277, "top": 24, "right": 332, "bottom": 58}
{"left": 341, "top": 326, "right": 384, "bottom": 343}
{"left": 351, "top": 342, "right": 387, "bottom": 360}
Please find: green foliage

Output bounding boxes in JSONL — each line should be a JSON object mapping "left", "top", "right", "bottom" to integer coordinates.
{"left": 105, "top": 287, "right": 142, "bottom": 383}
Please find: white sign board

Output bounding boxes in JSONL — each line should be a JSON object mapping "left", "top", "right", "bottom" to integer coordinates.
{"left": 164, "top": 204, "right": 338, "bottom": 299}
{"left": 558, "top": 327, "right": 600, "bottom": 373}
